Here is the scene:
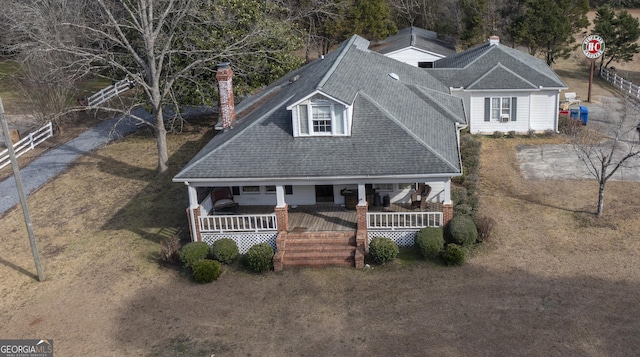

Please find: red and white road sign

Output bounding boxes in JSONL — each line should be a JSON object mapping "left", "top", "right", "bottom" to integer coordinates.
{"left": 582, "top": 35, "right": 605, "bottom": 59}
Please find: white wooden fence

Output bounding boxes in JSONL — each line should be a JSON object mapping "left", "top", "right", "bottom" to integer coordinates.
{"left": 87, "top": 77, "right": 135, "bottom": 107}
{"left": 367, "top": 211, "right": 442, "bottom": 230}
{"left": 199, "top": 214, "right": 278, "bottom": 233}
{"left": 600, "top": 67, "right": 640, "bottom": 101}
{"left": 0, "top": 121, "right": 53, "bottom": 170}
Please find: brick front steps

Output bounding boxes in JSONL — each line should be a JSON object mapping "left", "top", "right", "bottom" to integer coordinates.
{"left": 273, "top": 231, "right": 362, "bottom": 271}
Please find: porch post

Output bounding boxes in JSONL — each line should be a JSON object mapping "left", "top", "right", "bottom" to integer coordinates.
{"left": 186, "top": 183, "right": 200, "bottom": 241}
{"left": 443, "top": 178, "right": 451, "bottom": 204}
{"left": 442, "top": 178, "right": 453, "bottom": 226}
{"left": 275, "top": 185, "right": 286, "bottom": 208}
{"left": 357, "top": 183, "right": 366, "bottom": 206}
{"left": 274, "top": 185, "right": 289, "bottom": 232}
{"left": 355, "top": 183, "right": 368, "bottom": 267}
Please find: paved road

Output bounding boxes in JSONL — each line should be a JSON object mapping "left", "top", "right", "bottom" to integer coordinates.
{"left": 0, "top": 108, "right": 150, "bottom": 215}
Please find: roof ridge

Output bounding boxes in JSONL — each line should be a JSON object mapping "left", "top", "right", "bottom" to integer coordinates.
{"left": 317, "top": 35, "right": 365, "bottom": 90}
{"left": 495, "top": 46, "right": 566, "bottom": 86}
{"left": 410, "top": 85, "right": 466, "bottom": 125}
{"left": 357, "top": 91, "right": 460, "bottom": 173}
{"left": 467, "top": 62, "right": 537, "bottom": 89}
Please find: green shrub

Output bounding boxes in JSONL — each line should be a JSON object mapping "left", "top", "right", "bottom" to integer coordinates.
{"left": 191, "top": 259, "right": 222, "bottom": 283}
{"left": 211, "top": 238, "right": 239, "bottom": 264}
{"left": 179, "top": 242, "right": 210, "bottom": 268}
{"left": 475, "top": 215, "right": 496, "bottom": 242}
{"left": 506, "top": 130, "right": 516, "bottom": 138}
{"left": 369, "top": 237, "right": 399, "bottom": 264}
{"left": 492, "top": 131, "right": 503, "bottom": 139}
{"left": 448, "top": 214, "right": 478, "bottom": 246}
{"left": 415, "top": 227, "right": 444, "bottom": 259}
{"left": 246, "top": 243, "right": 274, "bottom": 273}
{"left": 441, "top": 244, "right": 465, "bottom": 266}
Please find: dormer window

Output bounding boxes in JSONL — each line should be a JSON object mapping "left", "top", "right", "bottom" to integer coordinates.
{"left": 312, "top": 104, "right": 332, "bottom": 132}
{"left": 292, "top": 94, "right": 350, "bottom": 137}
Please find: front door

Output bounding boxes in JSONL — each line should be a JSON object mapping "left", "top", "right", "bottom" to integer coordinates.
{"left": 315, "top": 185, "right": 334, "bottom": 203}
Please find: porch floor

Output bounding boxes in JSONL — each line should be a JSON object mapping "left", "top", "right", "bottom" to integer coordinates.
{"left": 236, "top": 202, "right": 442, "bottom": 232}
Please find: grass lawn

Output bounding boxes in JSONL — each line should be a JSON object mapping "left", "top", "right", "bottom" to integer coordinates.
{"left": 1, "top": 116, "right": 640, "bottom": 356}
{"left": 2, "top": 33, "right": 640, "bottom": 354}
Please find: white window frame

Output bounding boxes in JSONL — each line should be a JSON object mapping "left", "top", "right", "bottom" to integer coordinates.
{"left": 292, "top": 95, "right": 349, "bottom": 137}
{"left": 241, "top": 186, "right": 261, "bottom": 194}
{"left": 311, "top": 102, "right": 333, "bottom": 134}
{"left": 490, "top": 97, "right": 511, "bottom": 121}
{"left": 373, "top": 183, "right": 394, "bottom": 192}
{"left": 397, "top": 183, "right": 413, "bottom": 191}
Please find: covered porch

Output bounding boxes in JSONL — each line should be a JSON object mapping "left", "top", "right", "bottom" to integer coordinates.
{"left": 227, "top": 202, "right": 445, "bottom": 232}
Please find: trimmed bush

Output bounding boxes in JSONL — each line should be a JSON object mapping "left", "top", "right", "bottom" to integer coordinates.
{"left": 179, "top": 242, "right": 210, "bottom": 268}
{"left": 369, "top": 237, "right": 399, "bottom": 264}
{"left": 211, "top": 238, "right": 239, "bottom": 264}
{"left": 492, "top": 131, "right": 503, "bottom": 138}
{"left": 415, "top": 227, "right": 444, "bottom": 259}
{"left": 441, "top": 244, "right": 465, "bottom": 266}
{"left": 192, "top": 259, "right": 222, "bottom": 283}
{"left": 246, "top": 243, "right": 274, "bottom": 273}
{"left": 475, "top": 215, "right": 496, "bottom": 243}
{"left": 448, "top": 214, "right": 478, "bottom": 246}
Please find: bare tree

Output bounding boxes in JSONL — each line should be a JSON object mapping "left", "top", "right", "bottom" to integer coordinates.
{"left": 4, "top": 0, "right": 301, "bottom": 173}
{"left": 571, "top": 98, "right": 640, "bottom": 216}
{"left": 284, "top": 0, "right": 351, "bottom": 61}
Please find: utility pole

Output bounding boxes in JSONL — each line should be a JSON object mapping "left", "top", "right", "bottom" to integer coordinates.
{"left": 0, "top": 97, "right": 45, "bottom": 281}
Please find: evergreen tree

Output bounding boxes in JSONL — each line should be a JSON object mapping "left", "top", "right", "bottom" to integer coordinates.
{"left": 351, "top": 0, "right": 397, "bottom": 41}
{"left": 593, "top": 5, "right": 640, "bottom": 69}
{"left": 510, "top": 0, "right": 590, "bottom": 66}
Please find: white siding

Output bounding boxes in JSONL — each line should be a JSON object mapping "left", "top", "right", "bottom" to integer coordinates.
{"left": 385, "top": 47, "right": 446, "bottom": 67}
{"left": 466, "top": 92, "right": 531, "bottom": 134}
{"left": 232, "top": 182, "right": 449, "bottom": 206}
{"left": 529, "top": 91, "right": 559, "bottom": 131}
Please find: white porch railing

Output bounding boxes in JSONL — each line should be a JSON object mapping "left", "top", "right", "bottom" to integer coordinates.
{"left": 600, "top": 67, "right": 640, "bottom": 102}
{"left": 367, "top": 211, "right": 442, "bottom": 230}
{"left": 87, "top": 77, "right": 135, "bottom": 107}
{"left": 0, "top": 121, "right": 53, "bottom": 170}
{"left": 199, "top": 214, "right": 277, "bottom": 233}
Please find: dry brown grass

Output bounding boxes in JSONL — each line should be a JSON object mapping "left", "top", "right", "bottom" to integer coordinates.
{"left": 2, "top": 20, "right": 640, "bottom": 354}
{"left": 1, "top": 118, "right": 640, "bottom": 356}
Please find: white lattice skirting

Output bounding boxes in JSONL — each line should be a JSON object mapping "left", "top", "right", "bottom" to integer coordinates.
{"left": 201, "top": 232, "right": 277, "bottom": 254}
{"left": 368, "top": 230, "right": 418, "bottom": 247}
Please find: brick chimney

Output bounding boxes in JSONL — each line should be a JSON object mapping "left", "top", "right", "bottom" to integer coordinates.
{"left": 489, "top": 36, "right": 500, "bottom": 46}
{"left": 216, "top": 62, "right": 235, "bottom": 129}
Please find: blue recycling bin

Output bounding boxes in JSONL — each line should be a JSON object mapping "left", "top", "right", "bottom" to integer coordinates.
{"left": 569, "top": 108, "right": 579, "bottom": 120}
{"left": 579, "top": 105, "right": 588, "bottom": 125}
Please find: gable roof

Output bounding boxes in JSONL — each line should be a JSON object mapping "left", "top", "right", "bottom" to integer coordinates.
{"left": 174, "top": 35, "right": 466, "bottom": 183}
{"left": 371, "top": 27, "right": 456, "bottom": 57}
{"left": 429, "top": 41, "right": 567, "bottom": 90}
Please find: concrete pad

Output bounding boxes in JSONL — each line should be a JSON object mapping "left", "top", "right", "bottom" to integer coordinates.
{"left": 517, "top": 94, "right": 640, "bottom": 182}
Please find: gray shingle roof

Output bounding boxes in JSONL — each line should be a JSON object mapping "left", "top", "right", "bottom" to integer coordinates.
{"left": 430, "top": 42, "right": 567, "bottom": 90}
{"left": 174, "top": 35, "right": 466, "bottom": 183}
{"left": 371, "top": 27, "right": 456, "bottom": 57}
